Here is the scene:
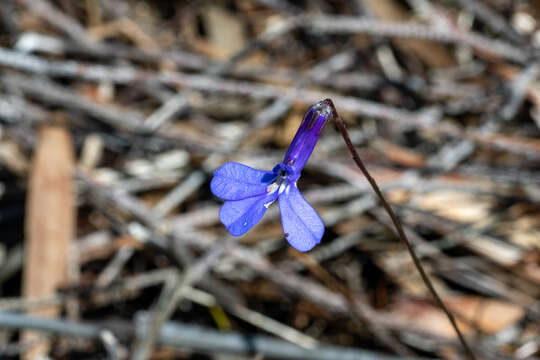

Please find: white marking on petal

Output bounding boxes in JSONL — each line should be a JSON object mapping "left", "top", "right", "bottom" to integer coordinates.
{"left": 286, "top": 184, "right": 291, "bottom": 195}
{"left": 263, "top": 199, "right": 276, "bottom": 208}
{"left": 266, "top": 182, "right": 279, "bottom": 193}
{"left": 278, "top": 183, "right": 287, "bottom": 195}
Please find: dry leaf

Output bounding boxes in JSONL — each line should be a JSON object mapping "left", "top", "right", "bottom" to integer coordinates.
{"left": 390, "top": 296, "right": 524, "bottom": 338}
{"left": 500, "top": 215, "right": 540, "bottom": 250}
{"left": 201, "top": 5, "right": 246, "bottom": 59}
{"left": 446, "top": 296, "right": 525, "bottom": 334}
{"left": 362, "top": 0, "right": 456, "bottom": 67}
{"left": 413, "top": 190, "right": 493, "bottom": 223}
{"left": 373, "top": 139, "right": 427, "bottom": 168}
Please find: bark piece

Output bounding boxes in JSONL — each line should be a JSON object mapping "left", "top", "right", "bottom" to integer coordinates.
{"left": 22, "top": 126, "right": 75, "bottom": 360}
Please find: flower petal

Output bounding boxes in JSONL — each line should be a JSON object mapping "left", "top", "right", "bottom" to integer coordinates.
{"left": 282, "top": 100, "right": 331, "bottom": 173}
{"left": 219, "top": 191, "right": 278, "bottom": 236}
{"left": 211, "top": 162, "right": 275, "bottom": 201}
{"left": 278, "top": 184, "right": 324, "bottom": 252}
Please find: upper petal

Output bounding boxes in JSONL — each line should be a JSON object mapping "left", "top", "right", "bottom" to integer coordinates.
{"left": 211, "top": 162, "right": 275, "bottom": 201}
{"left": 219, "top": 191, "right": 278, "bottom": 236}
{"left": 278, "top": 184, "right": 324, "bottom": 252}
{"left": 282, "top": 100, "right": 331, "bottom": 173}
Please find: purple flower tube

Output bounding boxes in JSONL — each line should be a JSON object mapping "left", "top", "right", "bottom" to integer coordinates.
{"left": 282, "top": 100, "right": 331, "bottom": 177}
{"left": 210, "top": 99, "right": 332, "bottom": 251}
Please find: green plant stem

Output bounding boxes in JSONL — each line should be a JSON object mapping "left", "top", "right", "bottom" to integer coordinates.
{"left": 327, "top": 99, "right": 476, "bottom": 360}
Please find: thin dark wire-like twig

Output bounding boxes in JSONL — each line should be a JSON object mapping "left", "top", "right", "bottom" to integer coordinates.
{"left": 326, "top": 99, "right": 476, "bottom": 360}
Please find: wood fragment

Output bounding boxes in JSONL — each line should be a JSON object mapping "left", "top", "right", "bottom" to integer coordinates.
{"left": 22, "top": 126, "right": 75, "bottom": 360}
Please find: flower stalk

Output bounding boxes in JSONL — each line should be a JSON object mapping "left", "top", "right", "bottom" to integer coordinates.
{"left": 327, "top": 99, "right": 476, "bottom": 360}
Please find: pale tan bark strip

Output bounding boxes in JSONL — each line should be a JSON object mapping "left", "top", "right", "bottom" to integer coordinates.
{"left": 22, "top": 126, "right": 75, "bottom": 360}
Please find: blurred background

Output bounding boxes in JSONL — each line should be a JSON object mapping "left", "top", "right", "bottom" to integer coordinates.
{"left": 0, "top": 0, "right": 539, "bottom": 359}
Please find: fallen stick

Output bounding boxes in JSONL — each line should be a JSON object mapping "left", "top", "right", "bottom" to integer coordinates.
{"left": 22, "top": 126, "right": 75, "bottom": 359}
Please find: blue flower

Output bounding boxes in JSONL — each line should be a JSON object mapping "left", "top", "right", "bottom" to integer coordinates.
{"left": 211, "top": 99, "right": 332, "bottom": 252}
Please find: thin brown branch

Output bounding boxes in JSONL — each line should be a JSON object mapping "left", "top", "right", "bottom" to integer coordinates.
{"left": 327, "top": 99, "right": 477, "bottom": 360}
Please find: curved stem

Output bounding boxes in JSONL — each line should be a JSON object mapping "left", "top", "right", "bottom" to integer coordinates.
{"left": 328, "top": 99, "right": 476, "bottom": 360}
